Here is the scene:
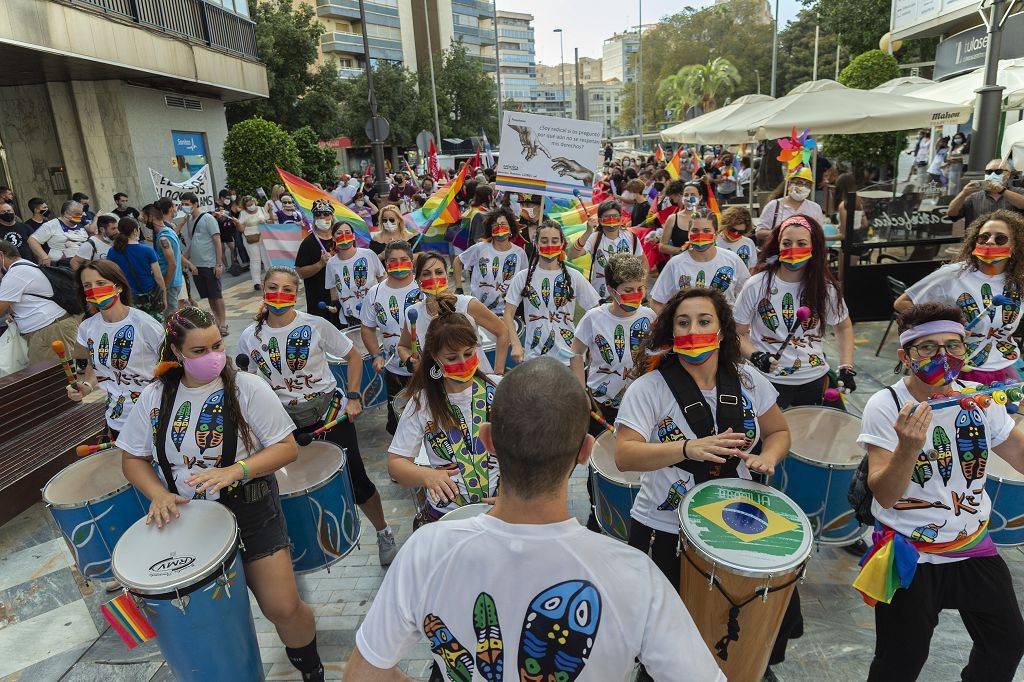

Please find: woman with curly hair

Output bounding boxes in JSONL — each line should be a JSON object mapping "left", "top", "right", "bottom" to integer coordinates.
{"left": 895, "top": 209, "right": 1024, "bottom": 382}
{"left": 613, "top": 287, "right": 795, "bottom": 681}
{"left": 116, "top": 306, "right": 327, "bottom": 682}
{"left": 451, "top": 207, "right": 527, "bottom": 314}
{"left": 734, "top": 214, "right": 855, "bottom": 408}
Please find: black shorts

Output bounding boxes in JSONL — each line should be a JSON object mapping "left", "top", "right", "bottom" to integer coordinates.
{"left": 193, "top": 266, "right": 223, "bottom": 300}
{"left": 218, "top": 475, "right": 291, "bottom": 563}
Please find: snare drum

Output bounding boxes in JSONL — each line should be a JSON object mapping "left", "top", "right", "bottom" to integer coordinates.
{"left": 588, "top": 432, "right": 641, "bottom": 542}
{"left": 333, "top": 327, "right": 386, "bottom": 407}
{"left": 985, "top": 452, "right": 1024, "bottom": 546}
{"left": 111, "top": 500, "right": 262, "bottom": 681}
{"left": 277, "top": 441, "right": 361, "bottom": 573}
{"left": 42, "top": 448, "right": 147, "bottom": 581}
{"left": 775, "top": 406, "right": 865, "bottom": 545}
{"left": 678, "top": 479, "right": 811, "bottom": 682}
{"left": 438, "top": 503, "right": 492, "bottom": 521}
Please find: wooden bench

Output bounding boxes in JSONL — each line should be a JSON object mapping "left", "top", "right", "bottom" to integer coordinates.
{"left": 0, "top": 360, "right": 107, "bottom": 526}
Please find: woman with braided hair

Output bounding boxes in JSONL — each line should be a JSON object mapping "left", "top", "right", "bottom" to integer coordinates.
{"left": 567, "top": 198, "right": 646, "bottom": 298}
{"left": 504, "top": 220, "right": 599, "bottom": 364}
{"left": 238, "top": 265, "right": 397, "bottom": 566}
{"left": 116, "top": 306, "right": 327, "bottom": 682}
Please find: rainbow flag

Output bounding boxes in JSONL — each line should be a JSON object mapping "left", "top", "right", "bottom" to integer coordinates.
{"left": 411, "top": 162, "right": 468, "bottom": 230}
{"left": 655, "top": 145, "right": 665, "bottom": 163}
{"left": 704, "top": 178, "right": 721, "bottom": 220}
{"left": 544, "top": 196, "right": 597, "bottom": 228}
{"left": 276, "top": 167, "right": 371, "bottom": 247}
{"left": 101, "top": 592, "right": 156, "bottom": 649}
{"left": 666, "top": 146, "right": 683, "bottom": 180}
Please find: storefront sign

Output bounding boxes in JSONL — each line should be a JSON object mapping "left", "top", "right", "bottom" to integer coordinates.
{"left": 934, "top": 13, "right": 1024, "bottom": 80}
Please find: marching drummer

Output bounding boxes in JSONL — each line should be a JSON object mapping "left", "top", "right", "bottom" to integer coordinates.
{"left": 716, "top": 206, "right": 758, "bottom": 268}
{"left": 567, "top": 199, "right": 646, "bottom": 299}
{"left": 396, "top": 252, "right": 509, "bottom": 374}
{"left": 346, "top": 357, "right": 726, "bottom": 681}
{"left": 237, "top": 266, "right": 397, "bottom": 566}
{"left": 895, "top": 209, "right": 1024, "bottom": 384}
{"left": 325, "top": 220, "right": 385, "bottom": 327}
{"left": 68, "top": 259, "right": 164, "bottom": 440}
{"left": 614, "top": 287, "right": 798, "bottom": 680}
{"left": 649, "top": 208, "right": 750, "bottom": 312}
{"left": 360, "top": 240, "right": 421, "bottom": 435}
{"left": 504, "top": 220, "right": 599, "bottom": 364}
{"left": 734, "top": 214, "right": 855, "bottom": 408}
{"left": 387, "top": 305, "right": 499, "bottom": 528}
{"left": 116, "top": 306, "right": 327, "bottom": 682}
{"left": 451, "top": 207, "right": 527, "bottom": 314}
{"left": 855, "top": 302, "right": 1024, "bottom": 680}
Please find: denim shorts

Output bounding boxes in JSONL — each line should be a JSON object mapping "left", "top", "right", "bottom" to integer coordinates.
{"left": 218, "top": 475, "right": 291, "bottom": 563}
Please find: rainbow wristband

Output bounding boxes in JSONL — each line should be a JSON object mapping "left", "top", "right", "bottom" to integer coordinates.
{"left": 237, "top": 460, "right": 249, "bottom": 481}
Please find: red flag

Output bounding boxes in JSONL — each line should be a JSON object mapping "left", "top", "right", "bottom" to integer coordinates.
{"left": 427, "top": 139, "right": 441, "bottom": 180}
{"left": 704, "top": 178, "right": 721, "bottom": 219}
{"left": 471, "top": 147, "right": 481, "bottom": 171}
{"left": 404, "top": 160, "right": 416, "bottom": 178}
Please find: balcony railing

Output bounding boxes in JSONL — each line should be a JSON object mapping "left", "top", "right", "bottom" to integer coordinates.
{"left": 71, "top": 0, "right": 259, "bottom": 60}
{"left": 338, "top": 67, "right": 364, "bottom": 79}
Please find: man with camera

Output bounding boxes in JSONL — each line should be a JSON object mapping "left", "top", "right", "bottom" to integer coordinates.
{"left": 947, "top": 159, "right": 1024, "bottom": 226}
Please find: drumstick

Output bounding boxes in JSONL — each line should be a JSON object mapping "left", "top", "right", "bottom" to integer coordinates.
{"left": 773, "top": 306, "right": 812, "bottom": 360}
{"left": 590, "top": 410, "right": 614, "bottom": 432}
{"left": 318, "top": 301, "right": 338, "bottom": 314}
{"left": 295, "top": 413, "right": 350, "bottom": 446}
{"left": 76, "top": 442, "right": 113, "bottom": 457}
{"left": 407, "top": 308, "right": 420, "bottom": 354}
{"left": 965, "top": 294, "right": 1014, "bottom": 331}
{"left": 572, "top": 189, "right": 592, "bottom": 220}
{"left": 51, "top": 340, "right": 79, "bottom": 390}
{"left": 909, "top": 381, "right": 1024, "bottom": 414}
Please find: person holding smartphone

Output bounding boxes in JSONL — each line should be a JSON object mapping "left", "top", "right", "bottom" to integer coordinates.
{"left": 947, "top": 160, "right": 1024, "bottom": 227}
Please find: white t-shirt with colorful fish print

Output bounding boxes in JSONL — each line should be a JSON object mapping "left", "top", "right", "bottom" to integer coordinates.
{"left": 324, "top": 247, "right": 386, "bottom": 319}
{"left": 574, "top": 304, "right": 656, "bottom": 407}
{"left": 77, "top": 308, "right": 164, "bottom": 431}
{"left": 582, "top": 230, "right": 645, "bottom": 299}
{"left": 733, "top": 271, "right": 849, "bottom": 386}
{"left": 905, "top": 264, "right": 1022, "bottom": 373}
{"left": 457, "top": 241, "right": 527, "bottom": 314}
{"left": 237, "top": 310, "right": 353, "bottom": 408}
{"left": 360, "top": 279, "right": 421, "bottom": 377}
{"left": 615, "top": 364, "right": 778, "bottom": 533}
{"left": 505, "top": 265, "right": 600, "bottom": 365}
{"left": 857, "top": 379, "right": 1014, "bottom": 563}
{"left": 716, "top": 233, "right": 758, "bottom": 268}
{"left": 650, "top": 247, "right": 750, "bottom": 306}
{"left": 116, "top": 373, "right": 295, "bottom": 500}
{"left": 403, "top": 295, "right": 495, "bottom": 374}
{"left": 355, "top": 514, "right": 725, "bottom": 682}
{"left": 388, "top": 377, "right": 501, "bottom": 515}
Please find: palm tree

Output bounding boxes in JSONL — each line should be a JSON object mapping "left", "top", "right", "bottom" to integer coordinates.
{"left": 674, "top": 57, "right": 741, "bottom": 114}
{"left": 656, "top": 71, "right": 693, "bottom": 121}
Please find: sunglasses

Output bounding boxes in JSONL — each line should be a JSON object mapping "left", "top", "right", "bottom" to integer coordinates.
{"left": 986, "top": 168, "right": 1008, "bottom": 174}
{"left": 978, "top": 233, "right": 1010, "bottom": 246}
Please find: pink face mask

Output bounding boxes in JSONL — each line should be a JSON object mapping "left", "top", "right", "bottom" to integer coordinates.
{"left": 183, "top": 350, "right": 226, "bottom": 383}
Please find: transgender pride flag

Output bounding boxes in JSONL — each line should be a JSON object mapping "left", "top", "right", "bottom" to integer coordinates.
{"left": 259, "top": 222, "right": 308, "bottom": 267}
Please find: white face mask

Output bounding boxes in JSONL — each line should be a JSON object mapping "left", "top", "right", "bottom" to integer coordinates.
{"left": 229, "top": 195, "right": 237, "bottom": 202}
{"left": 245, "top": 205, "right": 258, "bottom": 213}
{"left": 315, "top": 218, "right": 331, "bottom": 230}
{"left": 622, "top": 191, "right": 635, "bottom": 201}
{"left": 789, "top": 186, "right": 811, "bottom": 201}
{"left": 382, "top": 219, "right": 398, "bottom": 231}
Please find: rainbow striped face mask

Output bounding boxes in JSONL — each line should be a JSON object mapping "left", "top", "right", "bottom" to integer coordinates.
{"left": 614, "top": 289, "right": 644, "bottom": 313}
{"left": 673, "top": 332, "right": 720, "bottom": 365}
{"left": 779, "top": 246, "right": 812, "bottom": 270}
{"left": 334, "top": 234, "right": 355, "bottom": 250}
{"left": 85, "top": 285, "right": 118, "bottom": 310}
{"left": 442, "top": 353, "right": 479, "bottom": 383}
{"left": 264, "top": 291, "right": 296, "bottom": 314}
{"left": 538, "top": 244, "right": 563, "bottom": 262}
{"left": 688, "top": 232, "right": 715, "bottom": 251}
{"left": 600, "top": 215, "right": 621, "bottom": 231}
{"left": 420, "top": 276, "right": 448, "bottom": 295}
{"left": 910, "top": 352, "right": 963, "bottom": 386}
{"left": 973, "top": 244, "right": 1010, "bottom": 265}
{"left": 491, "top": 223, "right": 511, "bottom": 240}
{"left": 386, "top": 259, "right": 413, "bottom": 279}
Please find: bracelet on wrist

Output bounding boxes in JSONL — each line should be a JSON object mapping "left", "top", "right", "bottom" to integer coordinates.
{"left": 237, "top": 460, "right": 249, "bottom": 481}
{"left": 683, "top": 439, "right": 690, "bottom": 460}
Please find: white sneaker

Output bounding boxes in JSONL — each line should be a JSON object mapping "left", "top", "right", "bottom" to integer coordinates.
{"left": 377, "top": 528, "right": 397, "bottom": 566}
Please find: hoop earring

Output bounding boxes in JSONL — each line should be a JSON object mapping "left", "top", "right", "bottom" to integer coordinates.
{"left": 429, "top": 364, "right": 444, "bottom": 380}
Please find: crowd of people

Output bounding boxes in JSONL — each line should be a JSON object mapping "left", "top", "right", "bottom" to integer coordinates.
{"left": 2, "top": 142, "right": 1024, "bottom": 682}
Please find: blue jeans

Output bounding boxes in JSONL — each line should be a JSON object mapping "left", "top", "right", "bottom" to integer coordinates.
{"left": 233, "top": 231, "right": 250, "bottom": 264}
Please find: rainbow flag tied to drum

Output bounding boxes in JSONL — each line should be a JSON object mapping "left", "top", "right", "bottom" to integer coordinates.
{"left": 101, "top": 592, "right": 157, "bottom": 649}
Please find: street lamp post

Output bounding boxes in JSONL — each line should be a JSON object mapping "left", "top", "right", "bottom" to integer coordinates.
{"left": 358, "top": 0, "right": 387, "bottom": 196}
{"left": 638, "top": 0, "right": 644, "bottom": 149}
{"left": 422, "top": 0, "right": 442, "bottom": 151}
{"left": 554, "top": 28, "right": 566, "bottom": 117}
{"left": 770, "top": 0, "right": 779, "bottom": 97}
{"left": 755, "top": 69, "right": 761, "bottom": 95}
{"left": 493, "top": 0, "right": 502, "bottom": 127}
{"left": 968, "top": 0, "right": 1011, "bottom": 173}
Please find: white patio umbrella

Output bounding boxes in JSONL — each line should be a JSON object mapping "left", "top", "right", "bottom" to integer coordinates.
{"left": 907, "top": 58, "right": 1024, "bottom": 109}
{"left": 1000, "top": 118, "right": 1024, "bottom": 165}
{"left": 659, "top": 94, "right": 775, "bottom": 143}
{"left": 693, "top": 80, "right": 971, "bottom": 143}
{"left": 871, "top": 76, "right": 935, "bottom": 95}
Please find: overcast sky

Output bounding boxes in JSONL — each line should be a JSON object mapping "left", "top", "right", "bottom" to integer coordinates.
{"left": 508, "top": 0, "right": 806, "bottom": 66}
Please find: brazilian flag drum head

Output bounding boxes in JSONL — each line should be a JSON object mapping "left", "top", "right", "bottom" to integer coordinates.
{"left": 678, "top": 479, "right": 812, "bottom": 577}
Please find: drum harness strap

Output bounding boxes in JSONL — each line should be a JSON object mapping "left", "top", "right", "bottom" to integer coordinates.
{"left": 659, "top": 360, "right": 805, "bottom": 661}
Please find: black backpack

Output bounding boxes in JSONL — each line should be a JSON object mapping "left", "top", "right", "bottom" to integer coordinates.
{"left": 9, "top": 261, "right": 84, "bottom": 315}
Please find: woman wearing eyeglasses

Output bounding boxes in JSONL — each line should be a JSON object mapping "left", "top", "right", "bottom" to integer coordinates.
{"left": 895, "top": 210, "right": 1024, "bottom": 383}
{"left": 650, "top": 208, "right": 749, "bottom": 313}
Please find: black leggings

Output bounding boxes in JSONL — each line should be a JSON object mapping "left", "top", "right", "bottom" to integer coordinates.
{"left": 627, "top": 518, "right": 804, "bottom": 670}
{"left": 294, "top": 415, "right": 377, "bottom": 504}
{"left": 773, "top": 374, "right": 846, "bottom": 410}
{"left": 868, "top": 555, "right": 1024, "bottom": 681}
{"left": 385, "top": 370, "right": 410, "bottom": 435}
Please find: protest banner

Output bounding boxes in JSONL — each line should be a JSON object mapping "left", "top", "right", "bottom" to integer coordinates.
{"left": 495, "top": 111, "right": 603, "bottom": 200}
{"left": 150, "top": 165, "right": 216, "bottom": 212}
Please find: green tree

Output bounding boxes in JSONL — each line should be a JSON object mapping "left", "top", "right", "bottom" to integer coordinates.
{"left": 777, "top": 10, "right": 849, "bottom": 95}
{"left": 674, "top": 58, "right": 741, "bottom": 113}
{"left": 290, "top": 126, "right": 337, "bottom": 182}
{"left": 226, "top": 0, "right": 346, "bottom": 138}
{"left": 821, "top": 50, "right": 905, "bottom": 177}
{"left": 434, "top": 41, "right": 499, "bottom": 140}
{"left": 223, "top": 117, "right": 302, "bottom": 196}
{"left": 799, "top": 0, "right": 890, "bottom": 58}
{"left": 337, "top": 61, "right": 431, "bottom": 148}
